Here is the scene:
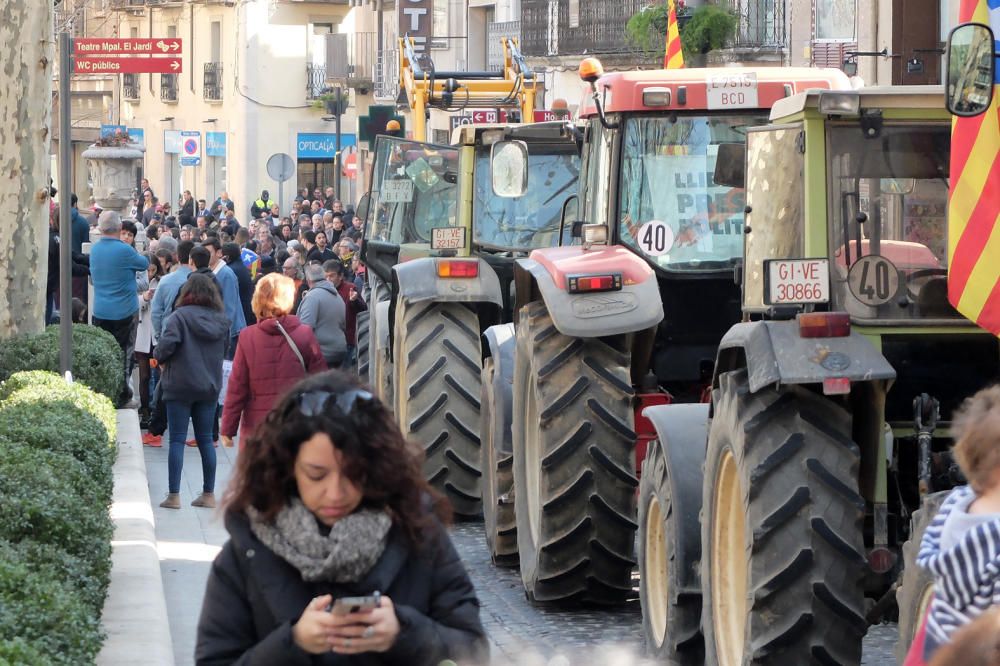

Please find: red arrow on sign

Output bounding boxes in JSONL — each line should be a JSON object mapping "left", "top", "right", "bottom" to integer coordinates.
{"left": 73, "top": 38, "right": 183, "bottom": 56}
{"left": 74, "top": 57, "right": 183, "bottom": 74}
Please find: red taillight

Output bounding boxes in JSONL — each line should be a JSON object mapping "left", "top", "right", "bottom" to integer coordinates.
{"left": 567, "top": 273, "right": 622, "bottom": 294}
{"left": 822, "top": 377, "right": 851, "bottom": 396}
{"left": 436, "top": 259, "right": 479, "bottom": 278}
{"left": 798, "top": 312, "right": 850, "bottom": 338}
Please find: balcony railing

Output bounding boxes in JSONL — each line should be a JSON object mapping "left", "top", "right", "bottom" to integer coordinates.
{"left": 160, "top": 73, "right": 178, "bottom": 102}
{"left": 204, "top": 62, "right": 223, "bottom": 101}
{"left": 374, "top": 47, "right": 398, "bottom": 101}
{"left": 487, "top": 21, "right": 521, "bottom": 71}
{"left": 521, "top": 0, "right": 646, "bottom": 57}
{"left": 729, "top": 0, "right": 786, "bottom": 49}
{"left": 123, "top": 73, "right": 140, "bottom": 101}
{"left": 307, "top": 63, "right": 326, "bottom": 100}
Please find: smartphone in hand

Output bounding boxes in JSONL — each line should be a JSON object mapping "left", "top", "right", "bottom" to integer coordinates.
{"left": 329, "top": 592, "right": 381, "bottom": 615}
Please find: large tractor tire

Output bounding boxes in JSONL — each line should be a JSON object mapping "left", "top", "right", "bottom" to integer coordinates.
{"left": 639, "top": 435, "right": 704, "bottom": 664}
{"left": 356, "top": 311, "right": 370, "bottom": 381}
{"left": 480, "top": 356, "right": 518, "bottom": 566}
{"left": 512, "top": 301, "right": 637, "bottom": 604}
{"left": 896, "top": 491, "right": 948, "bottom": 664}
{"left": 394, "top": 300, "right": 482, "bottom": 518}
{"left": 701, "top": 369, "right": 867, "bottom": 666}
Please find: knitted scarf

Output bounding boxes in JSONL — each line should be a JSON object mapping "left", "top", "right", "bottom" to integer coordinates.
{"left": 248, "top": 498, "right": 392, "bottom": 583}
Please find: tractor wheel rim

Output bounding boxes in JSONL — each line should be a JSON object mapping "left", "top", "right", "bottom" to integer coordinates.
{"left": 712, "top": 449, "right": 747, "bottom": 666}
{"left": 645, "top": 494, "right": 669, "bottom": 647}
{"left": 525, "top": 374, "right": 541, "bottom": 544}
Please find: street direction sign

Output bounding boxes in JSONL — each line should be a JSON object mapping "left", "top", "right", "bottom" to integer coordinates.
{"left": 73, "top": 38, "right": 182, "bottom": 56}
{"left": 74, "top": 57, "right": 182, "bottom": 74}
{"left": 180, "top": 131, "right": 201, "bottom": 167}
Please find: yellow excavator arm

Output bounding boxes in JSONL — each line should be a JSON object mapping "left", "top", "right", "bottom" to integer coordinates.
{"left": 398, "top": 34, "right": 536, "bottom": 141}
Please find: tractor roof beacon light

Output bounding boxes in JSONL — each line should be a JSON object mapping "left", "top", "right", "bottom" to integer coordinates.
{"left": 579, "top": 58, "right": 604, "bottom": 84}
{"left": 819, "top": 91, "right": 861, "bottom": 116}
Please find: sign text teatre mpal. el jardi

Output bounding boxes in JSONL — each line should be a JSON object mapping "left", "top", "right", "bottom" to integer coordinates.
{"left": 73, "top": 38, "right": 182, "bottom": 55}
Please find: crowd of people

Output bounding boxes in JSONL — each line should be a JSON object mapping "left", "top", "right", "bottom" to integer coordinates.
{"left": 70, "top": 181, "right": 489, "bottom": 664}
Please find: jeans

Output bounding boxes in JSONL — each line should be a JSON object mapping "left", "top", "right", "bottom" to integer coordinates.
{"left": 344, "top": 344, "right": 357, "bottom": 369}
{"left": 165, "top": 399, "right": 217, "bottom": 495}
{"left": 93, "top": 312, "right": 139, "bottom": 406}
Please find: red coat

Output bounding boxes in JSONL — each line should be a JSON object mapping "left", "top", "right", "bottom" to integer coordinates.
{"left": 335, "top": 280, "right": 367, "bottom": 346}
{"left": 221, "top": 315, "right": 327, "bottom": 447}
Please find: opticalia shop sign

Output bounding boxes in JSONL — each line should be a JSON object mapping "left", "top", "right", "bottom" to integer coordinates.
{"left": 296, "top": 133, "right": 357, "bottom": 160}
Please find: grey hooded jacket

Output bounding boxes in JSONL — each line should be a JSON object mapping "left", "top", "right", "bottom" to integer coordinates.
{"left": 296, "top": 280, "right": 347, "bottom": 362}
{"left": 154, "top": 304, "right": 231, "bottom": 403}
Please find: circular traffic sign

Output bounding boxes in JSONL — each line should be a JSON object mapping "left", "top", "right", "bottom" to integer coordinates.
{"left": 184, "top": 139, "right": 197, "bottom": 154}
{"left": 637, "top": 220, "right": 674, "bottom": 257}
{"left": 848, "top": 255, "right": 899, "bottom": 306}
{"left": 266, "top": 152, "right": 295, "bottom": 183}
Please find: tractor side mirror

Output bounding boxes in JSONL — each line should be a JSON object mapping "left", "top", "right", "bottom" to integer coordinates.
{"left": 356, "top": 193, "right": 371, "bottom": 228}
{"left": 491, "top": 140, "right": 529, "bottom": 198}
{"left": 946, "top": 22, "right": 996, "bottom": 117}
{"left": 714, "top": 143, "right": 746, "bottom": 189}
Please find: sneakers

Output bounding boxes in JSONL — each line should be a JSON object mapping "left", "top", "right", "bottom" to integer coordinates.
{"left": 159, "top": 493, "right": 181, "bottom": 509}
{"left": 142, "top": 432, "right": 162, "bottom": 447}
{"left": 191, "top": 492, "right": 216, "bottom": 508}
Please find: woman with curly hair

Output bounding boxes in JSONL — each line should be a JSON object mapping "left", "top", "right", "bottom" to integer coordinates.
{"left": 196, "top": 370, "right": 488, "bottom": 665}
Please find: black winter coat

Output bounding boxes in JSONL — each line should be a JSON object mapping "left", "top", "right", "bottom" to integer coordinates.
{"left": 195, "top": 511, "right": 488, "bottom": 666}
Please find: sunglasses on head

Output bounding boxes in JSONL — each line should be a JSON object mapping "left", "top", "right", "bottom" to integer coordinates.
{"left": 283, "top": 388, "right": 374, "bottom": 420}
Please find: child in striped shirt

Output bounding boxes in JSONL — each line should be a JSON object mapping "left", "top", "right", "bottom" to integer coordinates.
{"left": 916, "top": 385, "right": 1000, "bottom": 662}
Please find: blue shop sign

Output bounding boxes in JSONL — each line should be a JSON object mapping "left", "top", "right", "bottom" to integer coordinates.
{"left": 206, "top": 131, "right": 226, "bottom": 157}
{"left": 296, "top": 133, "right": 356, "bottom": 160}
{"left": 101, "top": 124, "right": 126, "bottom": 138}
{"left": 127, "top": 128, "right": 145, "bottom": 146}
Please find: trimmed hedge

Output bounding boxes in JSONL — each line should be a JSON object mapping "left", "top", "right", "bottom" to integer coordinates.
{"left": 0, "top": 324, "right": 122, "bottom": 401}
{"left": 0, "top": 371, "right": 116, "bottom": 664}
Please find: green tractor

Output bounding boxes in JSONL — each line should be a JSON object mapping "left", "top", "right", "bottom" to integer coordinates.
{"left": 358, "top": 125, "right": 580, "bottom": 519}
{"left": 638, "top": 86, "right": 999, "bottom": 665}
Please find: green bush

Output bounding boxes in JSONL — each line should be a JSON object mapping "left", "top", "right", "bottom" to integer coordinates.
{"left": 4, "top": 538, "right": 108, "bottom": 615}
{"left": 0, "top": 400, "right": 116, "bottom": 498}
{"left": 0, "top": 324, "right": 122, "bottom": 401}
{"left": 0, "top": 434, "right": 113, "bottom": 580}
{"left": 0, "top": 638, "right": 48, "bottom": 666}
{"left": 0, "top": 540, "right": 104, "bottom": 665}
{"left": 0, "top": 437, "right": 105, "bottom": 509}
{"left": 0, "top": 370, "right": 117, "bottom": 451}
{"left": 626, "top": 3, "right": 737, "bottom": 58}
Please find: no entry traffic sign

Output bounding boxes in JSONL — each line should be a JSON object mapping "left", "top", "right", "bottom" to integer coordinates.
{"left": 74, "top": 57, "right": 182, "bottom": 74}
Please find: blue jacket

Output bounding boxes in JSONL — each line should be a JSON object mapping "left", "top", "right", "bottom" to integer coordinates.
{"left": 214, "top": 263, "right": 247, "bottom": 338}
{"left": 151, "top": 266, "right": 192, "bottom": 338}
{"left": 89, "top": 237, "right": 149, "bottom": 320}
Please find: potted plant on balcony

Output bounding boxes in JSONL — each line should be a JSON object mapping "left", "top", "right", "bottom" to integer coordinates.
{"left": 627, "top": 1, "right": 737, "bottom": 66}
{"left": 81, "top": 129, "right": 144, "bottom": 217}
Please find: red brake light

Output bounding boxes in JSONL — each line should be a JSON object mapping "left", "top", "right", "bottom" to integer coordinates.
{"left": 567, "top": 273, "right": 622, "bottom": 294}
{"left": 822, "top": 377, "right": 851, "bottom": 395}
{"left": 798, "top": 312, "right": 850, "bottom": 338}
{"left": 436, "top": 259, "right": 479, "bottom": 278}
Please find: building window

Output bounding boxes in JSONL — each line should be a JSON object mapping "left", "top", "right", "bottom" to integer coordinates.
{"left": 432, "top": 0, "right": 448, "bottom": 49}
{"left": 569, "top": 0, "right": 580, "bottom": 29}
{"left": 815, "top": 0, "right": 856, "bottom": 40}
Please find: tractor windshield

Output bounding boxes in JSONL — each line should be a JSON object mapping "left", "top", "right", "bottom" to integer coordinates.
{"left": 366, "top": 136, "right": 459, "bottom": 245}
{"left": 473, "top": 144, "right": 580, "bottom": 251}
{"left": 827, "top": 123, "right": 956, "bottom": 321}
{"left": 618, "top": 114, "right": 767, "bottom": 271}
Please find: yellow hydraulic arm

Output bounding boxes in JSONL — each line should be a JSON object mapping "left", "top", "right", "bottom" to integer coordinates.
{"left": 398, "top": 34, "right": 537, "bottom": 141}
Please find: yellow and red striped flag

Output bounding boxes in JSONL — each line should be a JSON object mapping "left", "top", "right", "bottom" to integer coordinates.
{"left": 949, "top": 0, "right": 1000, "bottom": 334}
{"left": 663, "top": 0, "right": 685, "bottom": 69}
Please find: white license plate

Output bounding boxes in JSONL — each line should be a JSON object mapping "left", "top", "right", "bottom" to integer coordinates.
{"left": 765, "top": 259, "right": 830, "bottom": 305}
{"left": 381, "top": 179, "right": 413, "bottom": 203}
{"left": 707, "top": 73, "right": 759, "bottom": 110}
{"left": 431, "top": 227, "right": 466, "bottom": 250}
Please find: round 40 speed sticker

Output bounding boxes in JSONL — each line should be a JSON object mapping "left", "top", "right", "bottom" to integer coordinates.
{"left": 848, "top": 255, "right": 900, "bottom": 306}
{"left": 637, "top": 220, "right": 675, "bottom": 257}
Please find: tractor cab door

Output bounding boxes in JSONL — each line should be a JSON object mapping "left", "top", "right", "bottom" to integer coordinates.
{"left": 360, "top": 135, "right": 460, "bottom": 284}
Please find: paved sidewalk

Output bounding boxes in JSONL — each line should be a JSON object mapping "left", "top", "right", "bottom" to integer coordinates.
{"left": 145, "top": 438, "right": 237, "bottom": 666}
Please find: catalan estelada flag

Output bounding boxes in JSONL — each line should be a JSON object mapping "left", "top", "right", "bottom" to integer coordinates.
{"left": 949, "top": 0, "right": 1000, "bottom": 334}
{"left": 663, "top": 0, "right": 685, "bottom": 69}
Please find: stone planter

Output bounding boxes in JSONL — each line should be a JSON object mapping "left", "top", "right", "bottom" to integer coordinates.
{"left": 81, "top": 144, "right": 145, "bottom": 217}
